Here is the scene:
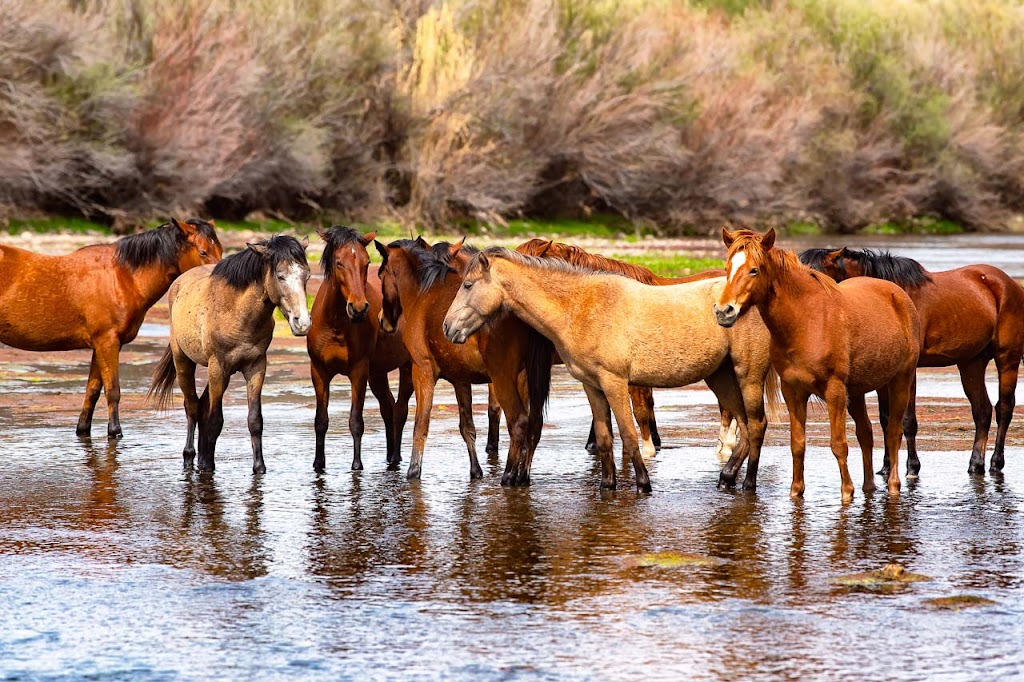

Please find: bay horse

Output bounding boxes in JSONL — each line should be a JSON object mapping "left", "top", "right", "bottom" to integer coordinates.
{"left": 375, "top": 238, "right": 549, "bottom": 484}
{"left": 0, "top": 218, "right": 222, "bottom": 438}
{"left": 149, "top": 236, "right": 311, "bottom": 473}
{"left": 800, "top": 246, "right": 1024, "bottom": 476}
{"left": 714, "top": 228, "right": 920, "bottom": 501}
{"left": 307, "top": 226, "right": 413, "bottom": 472}
{"left": 513, "top": 238, "right": 734, "bottom": 459}
{"left": 442, "top": 247, "right": 777, "bottom": 493}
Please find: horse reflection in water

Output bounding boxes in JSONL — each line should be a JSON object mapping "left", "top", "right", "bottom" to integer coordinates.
{"left": 149, "top": 235, "right": 311, "bottom": 473}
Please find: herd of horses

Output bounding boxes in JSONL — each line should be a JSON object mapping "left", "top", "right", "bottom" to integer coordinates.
{"left": 1, "top": 219, "right": 1020, "bottom": 502}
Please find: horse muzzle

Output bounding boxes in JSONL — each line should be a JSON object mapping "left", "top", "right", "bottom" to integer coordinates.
{"left": 442, "top": 322, "right": 468, "bottom": 345}
{"left": 713, "top": 303, "right": 739, "bottom": 328}
{"left": 346, "top": 301, "right": 370, "bottom": 322}
{"left": 288, "top": 313, "right": 311, "bottom": 336}
{"left": 378, "top": 310, "right": 397, "bottom": 334}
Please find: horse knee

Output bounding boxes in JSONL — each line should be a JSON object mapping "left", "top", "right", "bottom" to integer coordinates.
{"left": 314, "top": 411, "right": 329, "bottom": 436}
{"left": 348, "top": 413, "right": 364, "bottom": 438}
{"left": 247, "top": 412, "right": 263, "bottom": 436}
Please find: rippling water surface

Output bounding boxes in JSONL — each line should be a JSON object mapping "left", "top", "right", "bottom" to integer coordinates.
{"left": 2, "top": 234, "right": 1024, "bottom": 680}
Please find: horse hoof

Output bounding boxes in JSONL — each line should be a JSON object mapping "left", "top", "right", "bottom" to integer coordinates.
{"left": 470, "top": 466, "right": 484, "bottom": 480}
{"left": 406, "top": 466, "right": 421, "bottom": 481}
{"left": 968, "top": 462, "right": 986, "bottom": 476}
{"left": 485, "top": 447, "right": 498, "bottom": 457}
{"left": 75, "top": 426, "right": 91, "bottom": 438}
{"left": 585, "top": 443, "right": 598, "bottom": 454}
{"left": 108, "top": 430, "right": 123, "bottom": 440}
{"left": 718, "top": 472, "right": 737, "bottom": 489}
{"left": 253, "top": 465, "right": 266, "bottom": 475}
{"left": 876, "top": 469, "right": 890, "bottom": 478}
{"left": 742, "top": 479, "right": 757, "bottom": 492}
{"left": 636, "top": 481, "right": 653, "bottom": 494}
{"left": 989, "top": 462, "right": 1005, "bottom": 474}
{"left": 351, "top": 461, "right": 364, "bottom": 472}
{"left": 906, "top": 472, "right": 919, "bottom": 481}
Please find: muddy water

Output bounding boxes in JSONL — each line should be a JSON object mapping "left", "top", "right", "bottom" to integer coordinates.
{"left": 2, "top": 235, "right": 1024, "bottom": 679}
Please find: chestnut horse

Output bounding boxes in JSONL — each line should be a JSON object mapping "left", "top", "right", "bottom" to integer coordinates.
{"left": 307, "top": 226, "right": 413, "bottom": 472}
{"left": 443, "top": 247, "right": 776, "bottom": 493}
{"left": 149, "top": 236, "right": 311, "bottom": 473}
{"left": 513, "top": 238, "right": 734, "bottom": 459}
{"left": 0, "top": 218, "right": 222, "bottom": 438}
{"left": 800, "top": 246, "right": 1024, "bottom": 476}
{"left": 715, "top": 229, "right": 920, "bottom": 501}
{"left": 375, "top": 238, "right": 549, "bottom": 484}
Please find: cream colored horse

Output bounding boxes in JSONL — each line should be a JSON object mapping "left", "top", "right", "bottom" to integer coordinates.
{"left": 149, "top": 235, "right": 311, "bottom": 473}
{"left": 443, "top": 247, "right": 777, "bottom": 492}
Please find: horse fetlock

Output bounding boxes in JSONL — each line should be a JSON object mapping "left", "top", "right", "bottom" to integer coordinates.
{"left": 351, "top": 458, "right": 364, "bottom": 472}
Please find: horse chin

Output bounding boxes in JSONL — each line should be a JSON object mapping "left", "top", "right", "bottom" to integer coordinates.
{"left": 714, "top": 311, "right": 738, "bottom": 328}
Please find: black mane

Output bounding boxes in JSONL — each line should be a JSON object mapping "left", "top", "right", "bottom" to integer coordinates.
{"left": 799, "top": 247, "right": 933, "bottom": 289}
{"left": 212, "top": 235, "right": 308, "bottom": 289}
{"left": 115, "top": 219, "right": 218, "bottom": 270}
{"left": 388, "top": 238, "right": 479, "bottom": 292}
{"left": 319, "top": 226, "right": 365, "bottom": 279}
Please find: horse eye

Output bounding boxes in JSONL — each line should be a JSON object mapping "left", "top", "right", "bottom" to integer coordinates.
{"left": 463, "top": 281, "right": 474, "bottom": 290}
{"left": 199, "top": 250, "right": 208, "bottom": 257}
{"left": 277, "top": 275, "right": 286, "bottom": 281}
{"left": 749, "top": 268, "right": 759, "bottom": 276}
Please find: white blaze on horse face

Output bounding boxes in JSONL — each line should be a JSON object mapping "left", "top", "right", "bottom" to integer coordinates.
{"left": 728, "top": 251, "right": 747, "bottom": 283}
{"left": 281, "top": 262, "right": 311, "bottom": 335}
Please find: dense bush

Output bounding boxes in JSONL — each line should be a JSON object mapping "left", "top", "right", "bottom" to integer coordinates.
{"left": 1, "top": 0, "right": 1023, "bottom": 233}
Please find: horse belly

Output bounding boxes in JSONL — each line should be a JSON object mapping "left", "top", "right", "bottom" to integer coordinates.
{"left": 628, "top": 338, "right": 726, "bottom": 388}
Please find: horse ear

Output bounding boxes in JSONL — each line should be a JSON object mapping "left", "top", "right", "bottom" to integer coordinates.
{"left": 538, "top": 240, "right": 553, "bottom": 257}
{"left": 207, "top": 218, "right": 215, "bottom": 227}
{"left": 449, "top": 237, "right": 465, "bottom": 257}
{"left": 760, "top": 227, "right": 776, "bottom": 251}
{"left": 247, "top": 242, "right": 270, "bottom": 259}
{"left": 316, "top": 227, "right": 329, "bottom": 241}
{"left": 415, "top": 235, "right": 429, "bottom": 249}
{"left": 171, "top": 217, "right": 193, "bottom": 236}
{"left": 478, "top": 252, "right": 490, "bottom": 273}
{"left": 359, "top": 230, "right": 377, "bottom": 246}
{"left": 374, "top": 240, "right": 389, "bottom": 263}
{"left": 299, "top": 235, "right": 309, "bottom": 250}
{"left": 722, "top": 227, "right": 736, "bottom": 247}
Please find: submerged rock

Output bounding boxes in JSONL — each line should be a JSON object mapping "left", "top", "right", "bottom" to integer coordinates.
{"left": 831, "top": 563, "right": 932, "bottom": 591}
{"left": 922, "top": 595, "right": 998, "bottom": 610}
{"left": 625, "top": 551, "right": 724, "bottom": 569}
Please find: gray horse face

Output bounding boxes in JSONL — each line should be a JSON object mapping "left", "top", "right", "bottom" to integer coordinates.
{"left": 271, "top": 259, "right": 312, "bottom": 336}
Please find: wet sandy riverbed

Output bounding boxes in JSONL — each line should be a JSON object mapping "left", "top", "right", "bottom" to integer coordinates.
{"left": 2, "top": 234, "right": 1024, "bottom": 679}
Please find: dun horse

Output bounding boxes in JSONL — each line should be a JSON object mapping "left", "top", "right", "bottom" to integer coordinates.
{"left": 801, "top": 246, "right": 1024, "bottom": 476}
{"left": 715, "top": 229, "right": 920, "bottom": 501}
{"left": 149, "top": 236, "right": 311, "bottom": 473}
{"left": 443, "top": 247, "right": 776, "bottom": 493}
{"left": 307, "top": 226, "right": 413, "bottom": 472}
{"left": 0, "top": 218, "right": 222, "bottom": 438}
{"left": 515, "top": 238, "right": 735, "bottom": 459}
{"left": 375, "top": 238, "right": 549, "bottom": 484}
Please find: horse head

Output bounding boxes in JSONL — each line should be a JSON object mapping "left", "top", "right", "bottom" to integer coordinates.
{"left": 317, "top": 226, "right": 375, "bottom": 322}
{"left": 172, "top": 218, "right": 223, "bottom": 270}
{"left": 714, "top": 227, "right": 776, "bottom": 328}
{"left": 249, "top": 235, "right": 311, "bottom": 336}
{"left": 443, "top": 248, "right": 506, "bottom": 344}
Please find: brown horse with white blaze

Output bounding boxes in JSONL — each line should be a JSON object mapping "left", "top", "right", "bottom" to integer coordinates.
{"left": 0, "top": 218, "right": 222, "bottom": 438}
{"left": 443, "top": 247, "right": 777, "bottom": 493}
{"left": 307, "top": 226, "right": 413, "bottom": 472}
{"left": 714, "top": 228, "right": 920, "bottom": 502}
{"left": 800, "top": 246, "right": 1024, "bottom": 477}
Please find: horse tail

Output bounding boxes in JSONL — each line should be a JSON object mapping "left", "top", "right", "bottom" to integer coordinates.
{"left": 763, "top": 365, "right": 785, "bottom": 423}
{"left": 147, "top": 345, "right": 178, "bottom": 411}
{"left": 525, "top": 328, "right": 554, "bottom": 447}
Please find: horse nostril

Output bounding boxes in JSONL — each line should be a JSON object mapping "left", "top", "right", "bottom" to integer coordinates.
{"left": 443, "top": 323, "right": 449, "bottom": 336}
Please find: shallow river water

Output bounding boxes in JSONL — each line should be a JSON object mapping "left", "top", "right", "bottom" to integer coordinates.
{"left": 2, "top": 234, "right": 1024, "bottom": 680}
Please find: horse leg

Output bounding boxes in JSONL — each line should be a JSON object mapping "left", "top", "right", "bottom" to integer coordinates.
{"left": 883, "top": 372, "right": 913, "bottom": 496}
{"left": 582, "top": 384, "right": 616, "bottom": 489}
{"left": 486, "top": 383, "right": 501, "bottom": 457}
{"left": 585, "top": 421, "right": 598, "bottom": 453}
{"left": 406, "top": 363, "right": 436, "bottom": 480}
{"left": 491, "top": 370, "right": 529, "bottom": 486}
{"left": 847, "top": 392, "right": 877, "bottom": 495}
{"left": 736, "top": 372, "right": 768, "bottom": 493}
{"left": 903, "top": 374, "right": 921, "bottom": 478}
{"left": 197, "top": 363, "right": 229, "bottom": 473}
{"left": 716, "top": 408, "right": 738, "bottom": 461}
{"left": 348, "top": 362, "right": 370, "bottom": 472}
{"left": 877, "top": 387, "right": 892, "bottom": 477}
{"left": 630, "top": 386, "right": 656, "bottom": 459}
{"left": 453, "top": 382, "right": 483, "bottom": 480}
{"left": 243, "top": 359, "right": 267, "bottom": 474}
{"left": 311, "top": 361, "right": 332, "bottom": 473}
{"left": 173, "top": 352, "right": 200, "bottom": 470}
{"left": 782, "top": 383, "right": 809, "bottom": 498}
{"left": 603, "top": 380, "right": 651, "bottom": 493}
{"left": 645, "top": 388, "right": 662, "bottom": 450}
{"left": 393, "top": 365, "right": 413, "bottom": 466}
{"left": 990, "top": 349, "right": 1020, "bottom": 473}
{"left": 707, "top": 371, "right": 751, "bottom": 490}
{"left": 93, "top": 337, "right": 123, "bottom": 439}
{"left": 368, "top": 372, "right": 397, "bottom": 466}
{"left": 824, "top": 380, "right": 855, "bottom": 503}
{"left": 959, "top": 357, "right": 993, "bottom": 475}
{"left": 75, "top": 353, "right": 103, "bottom": 437}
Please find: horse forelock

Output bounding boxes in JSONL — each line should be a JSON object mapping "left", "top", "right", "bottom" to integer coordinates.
{"left": 212, "top": 235, "right": 308, "bottom": 289}
{"left": 386, "top": 238, "right": 479, "bottom": 293}
{"left": 728, "top": 232, "right": 837, "bottom": 293}
{"left": 320, "top": 226, "right": 366, "bottom": 279}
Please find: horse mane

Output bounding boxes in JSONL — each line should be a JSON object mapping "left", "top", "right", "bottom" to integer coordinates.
{"left": 469, "top": 246, "right": 606, "bottom": 278}
{"left": 516, "top": 239, "right": 659, "bottom": 284}
{"left": 115, "top": 219, "right": 219, "bottom": 271}
{"left": 212, "top": 235, "right": 308, "bottom": 289}
{"left": 728, "top": 231, "right": 838, "bottom": 293}
{"left": 319, "top": 226, "right": 365, "bottom": 279}
{"left": 387, "top": 238, "right": 480, "bottom": 292}
{"left": 800, "top": 246, "right": 932, "bottom": 289}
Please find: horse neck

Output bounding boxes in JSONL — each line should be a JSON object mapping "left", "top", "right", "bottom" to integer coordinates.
{"left": 494, "top": 262, "right": 587, "bottom": 344}
{"left": 757, "top": 260, "right": 831, "bottom": 345}
{"left": 121, "top": 258, "right": 182, "bottom": 310}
